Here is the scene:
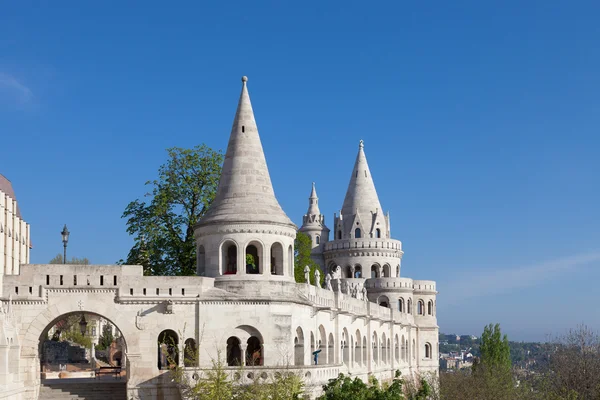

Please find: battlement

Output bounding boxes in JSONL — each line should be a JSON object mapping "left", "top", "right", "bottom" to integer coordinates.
{"left": 323, "top": 238, "right": 402, "bottom": 252}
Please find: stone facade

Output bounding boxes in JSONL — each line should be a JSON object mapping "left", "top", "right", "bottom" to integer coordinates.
{"left": 0, "top": 77, "right": 438, "bottom": 400}
{"left": 0, "top": 174, "right": 30, "bottom": 276}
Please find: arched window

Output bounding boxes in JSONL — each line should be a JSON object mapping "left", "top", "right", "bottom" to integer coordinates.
{"left": 379, "top": 296, "right": 390, "bottom": 308}
{"left": 355, "top": 228, "right": 361, "bottom": 238}
{"left": 246, "top": 336, "right": 263, "bottom": 366}
{"left": 337, "top": 230, "right": 342, "bottom": 240}
{"left": 222, "top": 242, "right": 237, "bottom": 275}
{"left": 418, "top": 300, "right": 425, "bottom": 315}
{"left": 375, "top": 228, "right": 381, "bottom": 238}
{"left": 227, "top": 337, "right": 242, "bottom": 366}
{"left": 407, "top": 298, "right": 412, "bottom": 314}
{"left": 294, "top": 327, "right": 304, "bottom": 366}
{"left": 245, "top": 243, "right": 261, "bottom": 274}
{"left": 398, "top": 298, "right": 404, "bottom": 312}
{"left": 371, "top": 264, "right": 379, "bottom": 278}
{"left": 382, "top": 264, "right": 390, "bottom": 277}
{"left": 425, "top": 343, "right": 432, "bottom": 359}
{"left": 316, "top": 235, "right": 320, "bottom": 245}
{"left": 158, "top": 330, "right": 179, "bottom": 370}
{"left": 184, "top": 338, "right": 197, "bottom": 367}
{"left": 428, "top": 300, "right": 433, "bottom": 315}
{"left": 354, "top": 265, "right": 362, "bottom": 278}
{"left": 270, "top": 243, "right": 284, "bottom": 275}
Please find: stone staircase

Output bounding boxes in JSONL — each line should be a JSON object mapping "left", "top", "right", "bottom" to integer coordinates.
{"left": 39, "top": 379, "right": 127, "bottom": 400}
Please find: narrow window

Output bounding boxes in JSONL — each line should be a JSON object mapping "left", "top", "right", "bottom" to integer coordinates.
{"left": 169, "top": 288, "right": 172, "bottom": 296}
{"left": 355, "top": 171, "right": 358, "bottom": 177}
{"left": 182, "top": 288, "right": 185, "bottom": 295}
{"left": 29, "top": 286, "right": 32, "bottom": 294}
{"left": 337, "top": 231, "right": 342, "bottom": 240}
{"left": 114, "top": 276, "right": 117, "bottom": 285}
{"left": 74, "top": 276, "right": 77, "bottom": 285}
{"left": 316, "top": 235, "right": 320, "bottom": 244}
{"left": 100, "top": 276, "right": 104, "bottom": 286}
{"left": 15, "top": 287, "right": 18, "bottom": 294}
{"left": 242, "top": 125, "right": 245, "bottom": 132}
{"left": 365, "top": 171, "right": 367, "bottom": 177}
{"left": 156, "top": 288, "right": 160, "bottom": 295}
{"left": 60, "top": 275, "right": 63, "bottom": 285}
{"left": 355, "top": 228, "right": 361, "bottom": 238}
{"left": 143, "top": 288, "right": 147, "bottom": 296}
{"left": 130, "top": 288, "right": 133, "bottom": 295}
{"left": 376, "top": 228, "right": 381, "bottom": 238}
{"left": 46, "top": 275, "right": 50, "bottom": 285}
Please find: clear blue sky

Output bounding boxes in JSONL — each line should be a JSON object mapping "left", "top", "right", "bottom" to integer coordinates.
{"left": 1, "top": 1, "right": 599, "bottom": 342}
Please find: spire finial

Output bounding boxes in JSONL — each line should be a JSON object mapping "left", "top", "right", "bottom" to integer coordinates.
{"left": 359, "top": 139, "right": 364, "bottom": 148}
{"left": 242, "top": 76, "right": 248, "bottom": 84}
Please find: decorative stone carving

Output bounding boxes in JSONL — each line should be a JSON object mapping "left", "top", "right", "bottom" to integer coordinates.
{"left": 304, "top": 265, "right": 311, "bottom": 284}
{"left": 314, "top": 269, "right": 321, "bottom": 287}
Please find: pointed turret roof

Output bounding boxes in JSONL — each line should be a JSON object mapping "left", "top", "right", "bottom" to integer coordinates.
{"left": 197, "top": 77, "right": 294, "bottom": 228}
{"left": 341, "top": 140, "right": 383, "bottom": 220}
{"left": 307, "top": 182, "right": 320, "bottom": 216}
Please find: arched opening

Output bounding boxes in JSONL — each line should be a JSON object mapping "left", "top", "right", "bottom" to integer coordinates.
{"left": 318, "top": 325, "right": 327, "bottom": 365}
{"left": 355, "top": 228, "right": 361, "bottom": 238}
{"left": 246, "top": 336, "right": 263, "bottom": 366}
{"left": 370, "top": 264, "right": 380, "bottom": 278}
{"left": 354, "top": 265, "right": 362, "bottom": 278}
{"left": 401, "top": 335, "right": 406, "bottom": 361}
{"left": 408, "top": 298, "right": 412, "bottom": 314}
{"left": 197, "top": 245, "right": 206, "bottom": 276}
{"left": 184, "top": 338, "right": 197, "bottom": 367}
{"left": 40, "top": 312, "right": 126, "bottom": 380}
{"left": 342, "top": 329, "right": 349, "bottom": 366}
{"left": 294, "top": 327, "right": 305, "bottom": 366}
{"left": 395, "top": 335, "right": 399, "bottom": 363}
{"left": 418, "top": 300, "right": 425, "bottom": 315}
{"left": 387, "top": 338, "right": 391, "bottom": 365}
{"left": 316, "top": 235, "right": 320, "bottom": 245}
{"left": 412, "top": 339, "right": 416, "bottom": 360}
{"left": 288, "top": 245, "right": 294, "bottom": 276}
{"left": 337, "top": 230, "right": 342, "bottom": 240}
{"left": 270, "top": 242, "right": 284, "bottom": 275}
{"left": 375, "top": 228, "right": 381, "bottom": 238}
{"left": 372, "top": 332, "right": 379, "bottom": 365}
{"left": 328, "top": 333, "right": 334, "bottom": 365}
{"left": 398, "top": 297, "right": 405, "bottom": 312}
{"left": 425, "top": 343, "right": 432, "bottom": 359}
{"left": 222, "top": 241, "right": 238, "bottom": 275}
{"left": 226, "top": 337, "right": 242, "bottom": 366}
{"left": 428, "top": 300, "right": 433, "bottom": 315}
{"left": 310, "top": 332, "right": 315, "bottom": 363}
{"left": 378, "top": 295, "right": 390, "bottom": 308}
{"left": 158, "top": 330, "right": 179, "bottom": 370}
{"left": 245, "top": 243, "right": 261, "bottom": 274}
{"left": 346, "top": 266, "right": 353, "bottom": 278}
{"left": 382, "top": 264, "right": 390, "bottom": 278}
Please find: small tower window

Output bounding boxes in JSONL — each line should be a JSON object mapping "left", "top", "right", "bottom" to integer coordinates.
{"left": 337, "top": 231, "right": 342, "bottom": 240}
{"left": 375, "top": 228, "right": 381, "bottom": 238}
{"left": 316, "top": 235, "right": 320, "bottom": 245}
{"left": 242, "top": 125, "right": 245, "bottom": 133}
{"left": 355, "top": 228, "right": 361, "bottom": 238}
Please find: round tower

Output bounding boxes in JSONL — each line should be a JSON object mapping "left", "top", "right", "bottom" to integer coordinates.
{"left": 298, "top": 182, "right": 329, "bottom": 271}
{"left": 323, "top": 140, "right": 403, "bottom": 287}
{"left": 194, "top": 77, "right": 297, "bottom": 295}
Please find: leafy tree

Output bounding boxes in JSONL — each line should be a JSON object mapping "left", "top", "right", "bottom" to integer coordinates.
{"left": 96, "top": 324, "right": 115, "bottom": 351}
{"left": 478, "top": 323, "right": 511, "bottom": 375}
{"left": 49, "top": 254, "right": 90, "bottom": 264}
{"left": 121, "top": 144, "right": 223, "bottom": 276}
{"left": 294, "top": 232, "right": 323, "bottom": 286}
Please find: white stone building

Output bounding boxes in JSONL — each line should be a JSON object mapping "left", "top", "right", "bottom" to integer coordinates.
{"left": 0, "top": 175, "right": 31, "bottom": 276}
{"left": 0, "top": 77, "right": 438, "bottom": 399}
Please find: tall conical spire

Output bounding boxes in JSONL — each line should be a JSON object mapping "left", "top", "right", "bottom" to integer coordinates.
{"left": 198, "top": 77, "right": 294, "bottom": 227}
{"left": 340, "top": 140, "right": 383, "bottom": 229}
{"left": 307, "top": 182, "right": 320, "bottom": 216}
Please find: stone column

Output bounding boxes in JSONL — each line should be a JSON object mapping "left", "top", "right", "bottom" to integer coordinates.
{"left": 238, "top": 246, "right": 245, "bottom": 276}
{"left": 240, "top": 344, "right": 247, "bottom": 366}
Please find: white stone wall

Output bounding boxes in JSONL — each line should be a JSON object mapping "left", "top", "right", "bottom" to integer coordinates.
{"left": 0, "top": 188, "right": 30, "bottom": 276}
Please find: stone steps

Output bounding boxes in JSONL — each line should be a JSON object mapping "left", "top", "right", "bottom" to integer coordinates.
{"left": 39, "top": 380, "right": 127, "bottom": 400}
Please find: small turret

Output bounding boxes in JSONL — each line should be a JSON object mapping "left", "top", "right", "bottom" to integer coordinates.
{"left": 299, "top": 183, "right": 329, "bottom": 270}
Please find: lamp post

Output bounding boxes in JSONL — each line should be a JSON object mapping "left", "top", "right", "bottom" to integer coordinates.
{"left": 61, "top": 224, "right": 70, "bottom": 264}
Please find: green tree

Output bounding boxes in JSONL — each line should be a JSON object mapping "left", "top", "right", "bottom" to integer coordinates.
{"left": 96, "top": 324, "right": 115, "bottom": 351}
{"left": 121, "top": 144, "right": 223, "bottom": 276}
{"left": 478, "top": 323, "right": 511, "bottom": 375}
{"left": 294, "top": 232, "right": 323, "bottom": 286}
{"left": 49, "top": 254, "right": 90, "bottom": 264}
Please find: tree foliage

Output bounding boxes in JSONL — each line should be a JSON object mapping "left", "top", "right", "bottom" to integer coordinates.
{"left": 96, "top": 324, "right": 115, "bottom": 351}
{"left": 49, "top": 254, "right": 90, "bottom": 264}
{"left": 294, "top": 232, "right": 323, "bottom": 286}
{"left": 121, "top": 144, "right": 223, "bottom": 276}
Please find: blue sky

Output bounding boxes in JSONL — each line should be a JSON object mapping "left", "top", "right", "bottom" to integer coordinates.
{"left": 1, "top": 1, "right": 599, "bottom": 342}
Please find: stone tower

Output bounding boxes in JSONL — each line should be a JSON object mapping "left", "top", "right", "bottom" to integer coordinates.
{"left": 298, "top": 183, "right": 330, "bottom": 271}
{"left": 323, "top": 140, "right": 403, "bottom": 282}
{"left": 194, "top": 77, "right": 297, "bottom": 295}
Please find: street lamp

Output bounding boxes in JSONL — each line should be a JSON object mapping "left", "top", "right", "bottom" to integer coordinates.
{"left": 61, "top": 224, "right": 70, "bottom": 264}
{"left": 79, "top": 314, "right": 88, "bottom": 336}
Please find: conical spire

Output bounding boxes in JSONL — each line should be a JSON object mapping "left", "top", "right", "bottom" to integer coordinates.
{"left": 198, "top": 77, "right": 294, "bottom": 227}
{"left": 340, "top": 140, "right": 383, "bottom": 225}
{"left": 307, "top": 182, "right": 320, "bottom": 216}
